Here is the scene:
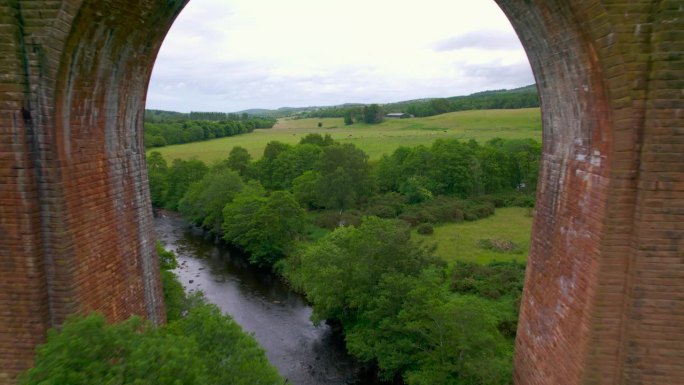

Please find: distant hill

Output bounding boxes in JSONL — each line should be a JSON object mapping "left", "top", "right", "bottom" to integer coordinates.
{"left": 146, "top": 84, "right": 538, "bottom": 120}
{"left": 302, "top": 84, "right": 539, "bottom": 119}
{"left": 383, "top": 84, "right": 539, "bottom": 118}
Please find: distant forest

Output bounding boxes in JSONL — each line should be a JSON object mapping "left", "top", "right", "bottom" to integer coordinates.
{"left": 143, "top": 110, "right": 277, "bottom": 148}
{"left": 143, "top": 84, "right": 538, "bottom": 148}
{"left": 302, "top": 84, "right": 539, "bottom": 119}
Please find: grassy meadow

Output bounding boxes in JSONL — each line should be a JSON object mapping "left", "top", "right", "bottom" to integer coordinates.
{"left": 148, "top": 108, "right": 541, "bottom": 163}
{"left": 149, "top": 108, "right": 538, "bottom": 266}
{"left": 414, "top": 207, "right": 533, "bottom": 265}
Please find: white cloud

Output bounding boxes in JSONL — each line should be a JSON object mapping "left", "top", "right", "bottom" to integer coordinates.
{"left": 148, "top": 0, "right": 534, "bottom": 112}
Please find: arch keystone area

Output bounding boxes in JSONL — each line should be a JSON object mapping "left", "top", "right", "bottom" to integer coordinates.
{"left": 1, "top": 1, "right": 682, "bottom": 384}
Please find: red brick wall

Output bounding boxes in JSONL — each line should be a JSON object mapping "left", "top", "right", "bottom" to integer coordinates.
{"left": 0, "top": 1, "right": 187, "bottom": 383}
{"left": 1, "top": 1, "right": 682, "bottom": 384}
{"left": 497, "top": 1, "right": 684, "bottom": 383}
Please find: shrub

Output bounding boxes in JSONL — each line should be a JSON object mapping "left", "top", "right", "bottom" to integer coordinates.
{"left": 416, "top": 223, "right": 434, "bottom": 235}
{"left": 366, "top": 204, "right": 398, "bottom": 218}
{"left": 313, "top": 210, "right": 363, "bottom": 230}
{"left": 480, "top": 192, "right": 536, "bottom": 208}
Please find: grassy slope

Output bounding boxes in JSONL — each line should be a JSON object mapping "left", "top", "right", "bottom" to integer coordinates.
{"left": 414, "top": 207, "right": 533, "bottom": 265}
{"left": 149, "top": 108, "right": 541, "bottom": 163}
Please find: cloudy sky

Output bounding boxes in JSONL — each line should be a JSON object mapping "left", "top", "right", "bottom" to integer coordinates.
{"left": 147, "top": 0, "right": 534, "bottom": 113}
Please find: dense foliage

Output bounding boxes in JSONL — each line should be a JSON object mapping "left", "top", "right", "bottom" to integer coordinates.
{"left": 284, "top": 217, "right": 521, "bottom": 384}
{"left": 143, "top": 110, "right": 276, "bottom": 148}
{"left": 20, "top": 245, "right": 282, "bottom": 385}
{"left": 376, "top": 138, "right": 540, "bottom": 198}
{"left": 144, "top": 131, "right": 536, "bottom": 384}
{"left": 223, "top": 189, "right": 307, "bottom": 266}
{"left": 396, "top": 86, "right": 539, "bottom": 118}
{"left": 147, "top": 133, "right": 538, "bottom": 252}
{"left": 144, "top": 118, "right": 276, "bottom": 148}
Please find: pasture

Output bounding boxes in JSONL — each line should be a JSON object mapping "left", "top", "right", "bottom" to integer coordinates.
{"left": 148, "top": 108, "right": 541, "bottom": 163}
{"left": 415, "top": 207, "right": 533, "bottom": 265}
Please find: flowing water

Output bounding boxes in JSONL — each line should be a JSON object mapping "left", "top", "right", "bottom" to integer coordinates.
{"left": 154, "top": 212, "right": 381, "bottom": 385}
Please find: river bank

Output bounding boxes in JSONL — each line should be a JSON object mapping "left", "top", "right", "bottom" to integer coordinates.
{"left": 153, "top": 210, "right": 387, "bottom": 385}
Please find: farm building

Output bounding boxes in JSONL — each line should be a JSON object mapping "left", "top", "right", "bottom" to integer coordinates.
{"left": 385, "top": 112, "right": 413, "bottom": 119}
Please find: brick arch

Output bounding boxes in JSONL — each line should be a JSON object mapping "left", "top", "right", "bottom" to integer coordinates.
{"left": 0, "top": 1, "right": 681, "bottom": 384}
{"left": 497, "top": 2, "right": 684, "bottom": 383}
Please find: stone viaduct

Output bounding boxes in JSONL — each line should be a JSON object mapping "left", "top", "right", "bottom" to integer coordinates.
{"left": 1, "top": 0, "right": 682, "bottom": 384}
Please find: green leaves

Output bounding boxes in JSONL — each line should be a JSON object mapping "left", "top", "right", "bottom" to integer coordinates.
{"left": 21, "top": 302, "right": 283, "bottom": 385}
{"left": 178, "top": 167, "right": 244, "bottom": 233}
{"left": 293, "top": 217, "right": 516, "bottom": 383}
{"left": 375, "top": 138, "right": 541, "bottom": 201}
{"left": 297, "top": 216, "right": 438, "bottom": 323}
{"left": 20, "top": 315, "right": 208, "bottom": 385}
{"left": 166, "top": 301, "right": 282, "bottom": 385}
{"left": 223, "top": 189, "right": 306, "bottom": 266}
{"left": 163, "top": 158, "right": 209, "bottom": 210}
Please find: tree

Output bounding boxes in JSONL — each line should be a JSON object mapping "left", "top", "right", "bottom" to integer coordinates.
{"left": 399, "top": 294, "right": 513, "bottom": 385}
{"left": 292, "top": 170, "right": 321, "bottom": 209}
{"left": 146, "top": 151, "right": 168, "bottom": 207}
{"left": 297, "top": 216, "right": 438, "bottom": 323}
{"left": 21, "top": 301, "right": 284, "bottom": 385}
{"left": 314, "top": 143, "right": 373, "bottom": 210}
{"left": 270, "top": 144, "right": 322, "bottom": 190}
{"left": 20, "top": 314, "right": 209, "bottom": 385}
{"left": 255, "top": 141, "right": 292, "bottom": 188}
{"left": 223, "top": 189, "right": 306, "bottom": 266}
{"left": 299, "top": 133, "right": 335, "bottom": 146}
{"left": 362, "top": 104, "right": 384, "bottom": 124}
{"left": 164, "top": 158, "right": 208, "bottom": 210}
{"left": 178, "top": 167, "right": 244, "bottom": 233}
{"left": 427, "top": 139, "right": 478, "bottom": 197}
{"left": 344, "top": 111, "right": 354, "bottom": 125}
{"left": 226, "top": 146, "right": 252, "bottom": 177}
{"left": 166, "top": 301, "right": 283, "bottom": 385}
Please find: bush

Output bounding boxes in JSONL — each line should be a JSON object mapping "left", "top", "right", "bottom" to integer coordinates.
{"left": 416, "top": 223, "right": 434, "bottom": 235}
{"left": 161, "top": 269, "right": 187, "bottom": 322}
{"left": 313, "top": 210, "right": 363, "bottom": 229}
{"left": 20, "top": 314, "right": 209, "bottom": 385}
{"left": 366, "top": 204, "right": 398, "bottom": 218}
{"left": 364, "top": 192, "right": 408, "bottom": 218}
{"left": 460, "top": 200, "right": 495, "bottom": 221}
{"left": 480, "top": 192, "right": 536, "bottom": 208}
{"left": 450, "top": 261, "right": 526, "bottom": 338}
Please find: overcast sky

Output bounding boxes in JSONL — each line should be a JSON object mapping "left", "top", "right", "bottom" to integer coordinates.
{"left": 147, "top": 0, "right": 534, "bottom": 113}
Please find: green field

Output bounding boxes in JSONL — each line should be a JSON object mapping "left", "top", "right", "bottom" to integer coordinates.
{"left": 148, "top": 108, "right": 541, "bottom": 163}
{"left": 414, "top": 207, "right": 533, "bottom": 265}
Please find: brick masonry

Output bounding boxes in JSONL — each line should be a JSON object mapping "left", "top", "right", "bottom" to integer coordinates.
{"left": 0, "top": 1, "right": 187, "bottom": 383}
{"left": 0, "top": 0, "right": 682, "bottom": 384}
{"left": 496, "top": 1, "right": 684, "bottom": 383}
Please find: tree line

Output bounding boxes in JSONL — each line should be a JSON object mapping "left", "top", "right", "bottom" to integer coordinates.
{"left": 144, "top": 117, "right": 276, "bottom": 148}
{"left": 396, "top": 86, "right": 539, "bottom": 118}
{"left": 300, "top": 85, "right": 539, "bottom": 120}
{"left": 145, "top": 109, "right": 266, "bottom": 123}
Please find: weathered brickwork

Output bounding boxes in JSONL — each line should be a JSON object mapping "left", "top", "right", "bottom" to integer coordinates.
{"left": 496, "top": 1, "right": 684, "bottom": 384}
{"left": 0, "top": 1, "right": 187, "bottom": 383}
{"left": 0, "top": 0, "right": 681, "bottom": 384}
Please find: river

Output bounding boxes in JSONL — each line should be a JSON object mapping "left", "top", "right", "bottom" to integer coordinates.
{"left": 154, "top": 212, "right": 382, "bottom": 385}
